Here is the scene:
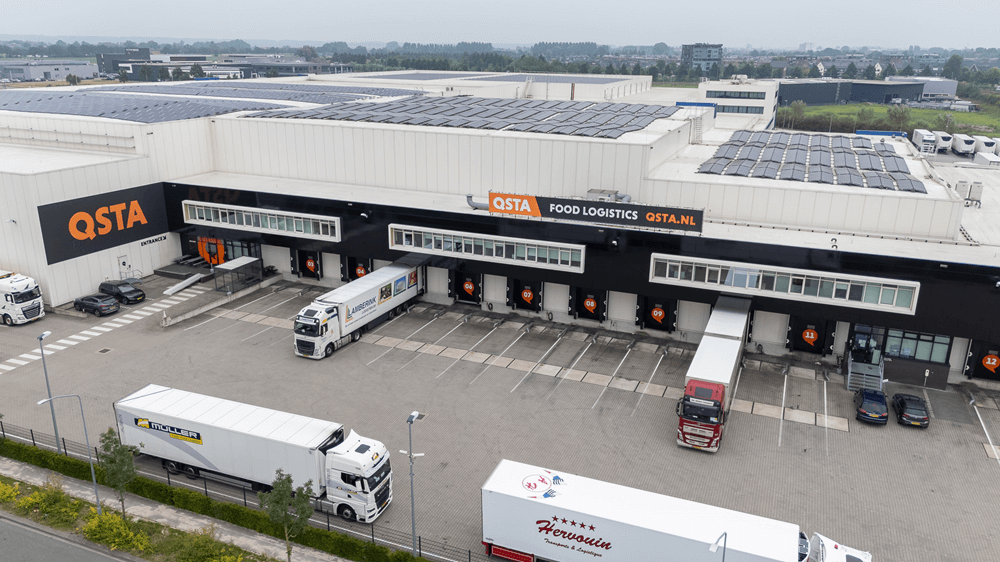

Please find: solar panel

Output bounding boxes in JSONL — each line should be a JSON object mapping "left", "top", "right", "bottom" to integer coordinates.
{"left": 809, "top": 135, "right": 830, "bottom": 148}
{"left": 749, "top": 132, "right": 771, "bottom": 144}
{"left": 856, "top": 152, "right": 883, "bottom": 171}
{"left": 467, "top": 74, "right": 627, "bottom": 84}
{"left": 833, "top": 151, "right": 856, "bottom": 168}
{"left": 724, "top": 160, "right": 756, "bottom": 176}
{"left": 730, "top": 130, "right": 753, "bottom": 143}
{"left": 808, "top": 165, "right": 835, "bottom": 184}
{"left": 851, "top": 137, "right": 873, "bottom": 149}
{"left": 751, "top": 162, "right": 780, "bottom": 178}
{"left": 836, "top": 167, "right": 864, "bottom": 186}
{"left": 809, "top": 147, "right": 831, "bottom": 166}
{"left": 779, "top": 163, "right": 806, "bottom": 181}
{"left": 698, "top": 158, "right": 731, "bottom": 174}
{"left": 864, "top": 171, "right": 895, "bottom": 189}
{"left": 891, "top": 173, "right": 926, "bottom": 193}
{"left": 883, "top": 156, "right": 909, "bottom": 174}
{"left": 785, "top": 147, "right": 808, "bottom": 165}
{"left": 761, "top": 146, "right": 784, "bottom": 163}
{"left": 875, "top": 143, "right": 896, "bottom": 155}
{"left": 714, "top": 143, "right": 743, "bottom": 159}
{"left": 737, "top": 145, "right": 762, "bottom": 161}
{"left": 830, "top": 136, "right": 852, "bottom": 150}
{"left": 789, "top": 133, "right": 810, "bottom": 147}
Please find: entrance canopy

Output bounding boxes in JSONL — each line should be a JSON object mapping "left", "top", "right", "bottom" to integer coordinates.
{"left": 214, "top": 256, "right": 262, "bottom": 294}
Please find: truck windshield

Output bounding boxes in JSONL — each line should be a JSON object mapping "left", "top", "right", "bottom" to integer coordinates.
{"left": 13, "top": 287, "right": 40, "bottom": 304}
{"left": 294, "top": 320, "right": 319, "bottom": 336}
{"left": 366, "top": 458, "right": 391, "bottom": 492}
{"left": 680, "top": 401, "right": 721, "bottom": 425}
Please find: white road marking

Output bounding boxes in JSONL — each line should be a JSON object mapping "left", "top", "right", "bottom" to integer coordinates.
{"left": 132, "top": 311, "right": 152, "bottom": 317}
{"left": 168, "top": 296, "right": 189, "bottom": 301}
{"left": 142, "top": 305, "right": 168, "bottom": 311}
{"left": 89, "top": 326, "right": 113, "bottom": 332}
{"left": 44, "top": 344, "right": 66, "bottom": 351}
{"left": 112, "top": 318, "right": 133, "bottom": 324}
{"left": 56, "top": 339, "right": 79, "bottom": 346}
{"left": 240, "top": 327, "right": 273, "bottom": 342}
{"left": 366, "top": 347, "right": 395, "bottom": 366}
{"left": 823, "top": 381, "right": 829, "bottom": 457}
{"left": 469, "top": 332, "right": 525, "bottom": 385}
{"left": 234, "top": 294, "right": 275, "bottom": 311}
{"left": 972, "top": 398, "right": 1000, "bottom": 472}
{"left": 0, "top": 364, "right": 15, "bottom": 371}
{"left": 139, "top": 306, "right": 164, "bottom": 313}
{"left": 545, "top": 341, "right": 593, "bottom": 400}
{"left": 207, "top": 322, "right": 239, "bottom": 336}
{"left": 68, "top": 335, "right": 90, "bottom": 341}
{"left": 80, "top": 331, "right": 103, "bottom": 336}
{"left": 370, "top": 309, "right": 409, "bottom": 334}
{"left": 631, "top": 354, "right": 666, "bottom": 417}
{"left": 182, "top": 316, "right": 218, "bottom": 331}
{"left": 257, "top": 295, "right": 300, "bottom": 314}
{"left": 396, "top": 321, "right": 464, "bottom": 372}
{"left": 123, "top": 314, "right": 144, "bottom": 320}
{"left": 369, "top": 316, "right": 440, "bottom": 366}
{"left": 778, "top": 374, "right": 788, "bottom": 447}
{"left": 511, "top": 336, "right": 564, "bottom": 393}
{"left": 160, "top": 299, "right": 183, "bottom": 305}
{"left": 19, "top": 353, "right": 41, "bottom": 361}
{"left": 591, "top": 348, "right": 633, "bottom": 409}
{"left": 267, "top": 333, "right": 294, "bottom": 347}
{"left": 101, "top": 322, "right": 125, "bottom": 328}
{"left": 436, "top": 325, "right": 500, "bottom": 379}
{"left": 6, "top": 359, "right": 28, "bottom": 366}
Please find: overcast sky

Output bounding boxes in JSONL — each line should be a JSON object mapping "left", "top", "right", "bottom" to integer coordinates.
{"left": 2, "top": 0, "right": 997, "bottom": 49}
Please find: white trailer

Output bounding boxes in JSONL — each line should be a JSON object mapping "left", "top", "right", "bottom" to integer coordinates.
{"left": 952, "top": 133, "right": 976, "bottom": 155}
{"left": 0, "top": 270, "right": 44, "bottom": 326}
{"left": 974, "top": 152, "right": 1000, "bottom": 167}
{"left": 993, "top": 137, "right": 1000, "bottom": 155}
{"left": 294, "top": 257, "right": 426, "bottom": 359}
{"left": 115, "top": 384, "right": 393, "bottom": 522}
{"left": 972, "top": 135, "right": 996, "bottom": 154}
{"left": 932, "top": 131, "right": 952, "bottom": 152}
{"left": 910, "top": 129, "right": 936, "bottom": 152}
{"left": 482, "top": 459, "right": 804, "bottom": 562}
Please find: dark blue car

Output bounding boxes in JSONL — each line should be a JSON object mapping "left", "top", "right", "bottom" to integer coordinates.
{"left": 853, "top": 389, "right": 888, "bottom": 425}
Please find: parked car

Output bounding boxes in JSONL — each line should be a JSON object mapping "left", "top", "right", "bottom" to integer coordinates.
{"left": 853, "top": 389, "right": 888, "bottom": 425}
{"left": 891, "top": 393, "right": 930, "bottom": 428}
{"left": 99, "top": 280, "right": 145, "bottom": 304}
{"left": 74, "top": 294, "right": 120, "bottom": 316}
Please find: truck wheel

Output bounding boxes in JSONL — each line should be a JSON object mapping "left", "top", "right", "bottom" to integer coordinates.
{"left": 164, "top": 461, "right": 181, "bottom": 474}
{"left": 183, "top": 465, "right": 200, "bottom": 479}
{"left": 388, "top": 309, "right": 396, "bottom": 320}
{"left": 2, "top": 315, "right": 12, "bottom": 326}
{"left": 338, "top": 505, "right": 356, "bottom": 522}
{"left": 351, "top": 331, "right": 361, "bottom": 342}
{"left": 396, "top": 305, "right": 404, "bottom": 315}
{"left": 324, "top": 344, "right": 334, "bottom": 358}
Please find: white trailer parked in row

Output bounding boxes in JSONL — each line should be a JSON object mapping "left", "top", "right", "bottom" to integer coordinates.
{"left": 972, "top": 135, "right": 996, "bottom": 154}
{"left": 115, "top": 384, "right": 393, "bottom": 522}
{"left": 932, "top": 131, "right": 952, "bottom": 152}
{"left": 0, "top": 270, "right": 44, "bottom": 326}
{"left": 911, "top": 129, "right": 936, "bottom": 152}
{"left": 294, "top": 256, "right": 426, "bottom": 359}
{"left": 952, "top": 133, "right": 976, "bottom": 156}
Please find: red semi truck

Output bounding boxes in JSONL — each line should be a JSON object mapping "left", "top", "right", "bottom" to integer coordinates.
{"left": 676, "top": 296, "right": 751, "bottom": 452}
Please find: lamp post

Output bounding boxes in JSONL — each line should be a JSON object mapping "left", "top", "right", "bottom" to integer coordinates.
{"left": 37, "top": 394, "right": 101, "bottom": 514}
{"left": 709, "top": 531, "right": 727, "bottom": 562}
{"left": 400, "top": 411, "right": 424, "bottom": 556}
{"left": 37, "top": 331, "right": 62, "bottom": 455}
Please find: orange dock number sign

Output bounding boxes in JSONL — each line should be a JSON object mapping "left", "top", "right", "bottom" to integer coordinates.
{"left": 463, "top": 281, "right": 475, "bottom": 296}
{"left": 521, "top": 289, "right": 533, "bottom": 304}
{"left": 651, "top": 307, "right": 665, "bottom": 324}
{"left": 802, "top": 329, "right": 818, "bottom": 346}
{"left": 984, "top": 354, "right": 999, "bottom": 374}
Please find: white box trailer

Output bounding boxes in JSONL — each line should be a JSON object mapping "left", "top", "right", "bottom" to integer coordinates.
{"left": 482, "top": 460, "right": 803, "bottom": 562}
{"left": 115, "top": 384, "right": 393, "bottom": 522}
{"left": 911, "top": 128, "right": 936, "bottom": 151}
{"left": 932, "top": 131, "right": 952, "bottom": 152}
{"left": 294, "top": 256, "right": 426, "bottom": 359}
{"left": 952, "top": 133, "right": 976, "bottom": 155}
{"left": 972, "top": 135, "right": 996, "bottom": 154}
{"left": 974, "top": 152, "right": 1000, "bottom": 167}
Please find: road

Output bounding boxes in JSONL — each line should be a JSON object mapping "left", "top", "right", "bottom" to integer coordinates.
{"left": 0, "top": 512, "right": 127, "bottom": 562}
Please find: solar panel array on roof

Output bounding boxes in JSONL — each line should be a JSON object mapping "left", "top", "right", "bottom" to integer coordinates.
{"left": 0, "top": 90, "right": 285, "bottom": 123}
{"left": 91, "top": 81, "right": 421, "bottom": 103}
{"left": 245, "top": 95, "right": 680, "bottom": 138}
{"left": 361, "top": 72, "right": 488, "bottom": 81}
{"left": 466, "top": 74, "right": 628, "bottom": 84}
{"left": 697, "top": 131, "right": 923, "bottom": 192}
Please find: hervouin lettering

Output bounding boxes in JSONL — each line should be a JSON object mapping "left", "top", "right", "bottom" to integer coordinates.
{"left": 536, "top": 520, "right": 612, "bottom": 550}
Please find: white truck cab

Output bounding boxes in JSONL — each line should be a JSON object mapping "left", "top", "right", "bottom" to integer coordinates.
{"left": 806, "top": 533, "right": 873, "bottom": 562}
{"left": 0, "top": 270, "right": 45, "bottom": 326}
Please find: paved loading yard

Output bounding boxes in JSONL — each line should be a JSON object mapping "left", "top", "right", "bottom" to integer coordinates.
{"left": 2, "top": 281, "right": 1000, "bottom": 562}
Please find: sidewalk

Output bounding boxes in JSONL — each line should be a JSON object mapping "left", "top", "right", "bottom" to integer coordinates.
{"left": 0, "top": 456, "right": 347, "bottom": 562}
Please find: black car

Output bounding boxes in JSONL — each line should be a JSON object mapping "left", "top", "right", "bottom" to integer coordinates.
{"left": 853, "top": 389, "right": 889, "bottom": 425}
{"left": 74, "top": 294, "right": 120, "bottom": 317}
{"left": 99, "top": 280, "right": 145, "bottom": 304}
{"left": 891, "top": 393, "right": 930, "bottom": 428}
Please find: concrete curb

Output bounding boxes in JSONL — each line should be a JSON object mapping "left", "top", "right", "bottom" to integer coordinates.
{"left": 160, "top": 275, "right": 283, "bottom": 328}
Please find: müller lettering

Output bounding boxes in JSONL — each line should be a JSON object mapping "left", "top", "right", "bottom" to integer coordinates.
{"left": 536, "top": 520, "right": 612, "bottom": 550}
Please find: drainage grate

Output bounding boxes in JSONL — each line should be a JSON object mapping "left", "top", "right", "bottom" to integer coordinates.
{"left": 97, "top": 348, "right": 112, "bottom": 354}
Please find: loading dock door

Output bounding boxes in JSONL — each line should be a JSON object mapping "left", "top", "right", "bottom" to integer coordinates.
{"left": 607, "top": 291, "right": 637, "bottom": 326}
{"left": 296, "top": 250, "right": 322, "bottom": 279}
{"left": 640, "top": 296, "right": 676, "bottom": 332}
{"left": 750, "top": 311, "right": 789, "bottom": 354}
{"left": 969, "top": 340, "right": 1000, "bottom": 382}
{"left": 483, "top": 274, "right": 507, "bottom": 306}
{"left": 543, "top": 282, "right": 570, "bottom": 313}
{"left": 573, "top": 287, "right": 606, "bottom": 321}
{"left": 454, "top": 272, "right": 482, "bottom": 304}
{"left": 677, "top": 300, "right": 711, "bottom": 338}
{"left": 509, "top": 278, "right": 542, "bottom": 312}
{"left": 790, "top": 316, "right": 831, "bottom": 355}
{"left": 341, "top": 256, "right": 372, "bottom": 281}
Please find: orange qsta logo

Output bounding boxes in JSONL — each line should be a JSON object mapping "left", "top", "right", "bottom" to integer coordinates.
{"left": 68, "top": 200, "right": 148, "bottom": 241}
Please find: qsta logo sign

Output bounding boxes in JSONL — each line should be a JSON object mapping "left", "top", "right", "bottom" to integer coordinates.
{"left": 489, "top": 193, "right": 541, "bottom": 217}
{"left": 69, "top": 201, "right": 148, "bottom": 241}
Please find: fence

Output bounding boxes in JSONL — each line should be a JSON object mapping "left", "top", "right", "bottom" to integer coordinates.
{"left": 0, "top": 420, "right": 489, "bottom": 562}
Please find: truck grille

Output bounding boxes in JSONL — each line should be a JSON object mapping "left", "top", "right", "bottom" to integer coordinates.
{"left": 296, "top": 340, "right": 315, "bottom": 356}
{"left": 684, "top": 425, "right": 715, "bottom": 438}
{"left": 374, "top": 481, "right": 391, "bottom": 509}
{"left": 22, "top": 303, "right": 41, "bottom": 319}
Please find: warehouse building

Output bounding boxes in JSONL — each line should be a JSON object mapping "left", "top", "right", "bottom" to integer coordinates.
{"left": 1, "top": 70, "right": 998, "bottom": 389}
{"left": 777, "top": 79, "right": 925, "bottom": 106}
{"left": 0, "top": 59, "right": 98, "bottom": 81}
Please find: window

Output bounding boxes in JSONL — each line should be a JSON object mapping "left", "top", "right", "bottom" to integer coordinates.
{"left": 885, "top": 329, "right": 950, "bottom": 365}
{"left": 649, "top": 253, "right": 919, "bottom": 314}
{"left": 183, "top": 200, "right": 341, "bottom": 242}
{"left": 388, "top": 224, "right": 585, "bottom": 273}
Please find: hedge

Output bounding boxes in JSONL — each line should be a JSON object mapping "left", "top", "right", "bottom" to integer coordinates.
{"left": 0, "top": 439, "right": 432, "bottom": 562}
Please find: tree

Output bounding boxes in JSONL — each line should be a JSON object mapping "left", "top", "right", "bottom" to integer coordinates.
{"left": 295, "top": 45, "right": 320, "bottom": 62}
{"left": 605, "top": 63, "right": 614, "bottom": 74}
{"left": 862, "top": 65, "right": 877, "bottom": 80}
{"left": 266, "top": 68, "right": 280, "bottom": 78}
{"left": 788, "top": 66, "right": 805, "bottom": 79}
{"left": 883, "top": 64, "right": 896, "bottom": 77}
{"left": 189, "top": 63, "right": 206, "bottom": 78}
{"left": 856, "top": 106, "right": 875, "bottom": 127}
{"left": 808, "top": 64, "right": 821, "bottom": 78}
{"left": 99, "top": 428, "right": 140, "bottom": 518}
{"left": 708, "top": 62, "right": 720, "bottom": 80}
{"left": 790, "top": 100, "right": 807, "bottom": 122}
{"left": 723, "top": 63, "right": 737, "bottom": 78}
{"left": 755, "top": 63, "right": 773, "bottom": 79}
{"left": 886, "top": 104, "right": 911, "bottom": 131}
{"left": 900, "top": 64, "right": 915, "bottom": 76}
{"left": 652, "top": 42, "right": 668, "bottom": 55}
{"left": 137, "top": 65, "right": 152, "bottom": 82}
{"left": 919, "top": 65, "right": 933, "bottom": 77}
{"left": 632, "top": 62, "right": 641, "bottom": 76}
{"left": 157, "top": 67, "right": 170, "bottom": 81}
{"left": 65, "top": 74, "right": 80, "bottom": 85}
{"left": 117, "top": 71, "right": 129, "bottom": 82}
{"left": 171, "top": 67, "right": 189, "bottom": 81}
{"left": 986, "top": 67, "right": 1000, "bottom": 86}
{"left": 943, "top": 54, "right": 963, "bottom": 79}
{"left": 259, "top": 470, "right": 314, "bottom": 562}
{"left": 933, "top": 112, "right": 955, "bottom": 133}
{"left": 843, "top": 62, "right": 858, "bottom": 79}
{"left": 826, "top": 65, "right": 840, "bottom": 78}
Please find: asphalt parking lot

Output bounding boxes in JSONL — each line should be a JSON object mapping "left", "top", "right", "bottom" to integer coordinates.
{"left": 3, "top": 279, "right": 1000, "bottom": 561}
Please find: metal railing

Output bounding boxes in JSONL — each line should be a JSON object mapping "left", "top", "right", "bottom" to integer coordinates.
{"left": 0, "top": 420, "right": 489, "bottom": 562}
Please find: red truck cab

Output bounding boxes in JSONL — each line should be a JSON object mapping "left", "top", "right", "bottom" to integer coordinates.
{"left": 676, "top": 380, "right": 726, "bottom": 451}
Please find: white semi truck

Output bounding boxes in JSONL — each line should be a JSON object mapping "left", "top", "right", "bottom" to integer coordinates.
{"left": 115, "top": 384, "right": 393, "bottom": 523}
{"left": 0, "top": 270, "right": 44, "bottom": 326}
{"left": 482, "top": 460, "right": 872, "bottom": 562}
{"left": 294, "top": 257, "right": 426, "bottom": 359}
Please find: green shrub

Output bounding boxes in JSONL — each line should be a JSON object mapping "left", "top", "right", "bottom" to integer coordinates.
{"left": 0, "top": 480, "right": 19, "bottom": 503}
{"left": 0, "top": 440, "right": 105, "bottom": 483}
{"left": 362, "top": 542, "right": 392, "bottom": 562}
{"left": 174, "top": 524, "right": 248, "bottom": 562}
{"left": 172, "top": 487, "right": 212, "bottom": 515}
{"left": 82, "top": 508, "right": 150, "bottom": 552}
{"left": 14, "top": 476, "right": 85, "bottom": 526}
{"left": 127, "top": 476, "right": 174, "bottom": 504}
{"left": 389, "top": 550, "right": 421, "bottom": 562}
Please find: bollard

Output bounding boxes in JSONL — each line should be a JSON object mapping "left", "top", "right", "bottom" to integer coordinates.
{"left": 243, "top": 487, "right": 247, "bottom": 507}
{"left": 203, "top": 479, "right": 209, "bottom": 497}
{"left": 166, "top": 469, "right": 171, "bottom": 487}
{"left": 371, "top": 523, "right": 375, "bottom": 543}
{"left": 327, "top": 512, "right": 330, "bottom": 531}
{"left": 1, "top": 420, "right": 5, "bottom": 440}
{"left": 30, "top": 429, "right": 35, "bottom": 447}
{"left": 63, "top": 438, "right": 68, "bottom": 456}
{"left": 419, "top": 536, "right": 422, "bottom": 558}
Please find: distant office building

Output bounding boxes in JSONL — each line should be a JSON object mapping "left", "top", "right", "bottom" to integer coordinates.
{"left": 681, "top": 43, "right": 723, "bottom": 72}
{"left": 913, "top": 53, "right": 943, "bottom": 73}
{"left": 0, "top": 60, "right": 98, "bottom": 81}
{"left": 96, "top": 48, "right": 150, "bottom": 73}
{"left": 887, "top": 76, "right": 957, "bottom": 100}
{"left": 150, "top": 54, "right": 209, "bottom": 63}
{"left": 777, "top": 79, "right": 924, "bottom": 106}
{"left": 698, "top": 76, "right": 779, "bottom": 128}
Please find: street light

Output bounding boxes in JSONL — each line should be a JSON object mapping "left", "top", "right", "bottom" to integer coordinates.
{"left": 37, "top": 394, "right": 101, "bottom": 514}
{"left": 709, "top": 531, "right": 727, "bottom": 562}
{"left": 400, "top": 411, "right": 425, "bottom": 556}
{"left": 37, "top": 331, "right": 62, "bottom": 455}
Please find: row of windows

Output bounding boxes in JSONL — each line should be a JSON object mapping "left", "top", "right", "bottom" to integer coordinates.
{"left": 706, "top": 90, "right": 767, "bottom": 100}
{"left": 183, "top": 201, "right": 341, "bottom": 242}
{"left": 388, "top": 224, "right": 585, "bottom": 273}
{"left": 650, "top": 255, "right": 918, "bottom": 314}
{"left": 887, "top": 329, "right": 950, "bottom": 364}
{"left": 717, "top": 105, "right": 765, "bottom": 114}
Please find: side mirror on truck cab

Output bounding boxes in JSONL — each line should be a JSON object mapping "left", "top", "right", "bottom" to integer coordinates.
{"left": 675, "top": 402, "right": 681, "bottom": 416}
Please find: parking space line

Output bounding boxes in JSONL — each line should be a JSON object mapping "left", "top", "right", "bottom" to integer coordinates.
{"left": 234, "top": 294, "right": 278, "bottom": 311}
{"left": 44, "top": 344, "right": 66, "bottom": 351}
{"left": 397, "top": 321, "right": 464, "bottom": 372}
{"left": 436, "top": 324, "right": 501, "bottom": 379}
{"left": 823, "top": 381, "right": 829, "bottom": 456}
{"left": 469, "top": 331, "right": 525, "bottom": 385}
{"left": 510, "top": 336, "right": 564, "bottom": 393}
{"left": 0, "top": 364, "right": 15, "bottom": 371}
{"left": 256, "top": 295, "right": 300, "bottom": 314}
{"left": 19, "top": 353, "right": 41, "bottom": 361}
{"left": 6, "top": 359, "right": 28, "bottom": 366}
{"left": 68, "top": 335, "right": 90, "bottom": 341}
{"left": 631, "top": 354, "right": 665, "bottom": 417}
{"left": 591, "top": 348, "right": 632, "bottom": 409}
{"left": 972, "top": 398, "right": 1000, "bottom": 472}
{"left": 778, "top": 374, "right": 788, "bottom": 447}
{"left": 545, "top": 341, "right": 593, "bottom": 400}
{"left": 56, "top": 339, "right": 79, "bottom": 346}
{"left": 183, "top": 316, "right": 219, "bottom": 331}
{"left": 89, "top": 326, "right": 113, "bottom": 332}
{"left": 123, "top": 314, "right": 144, "bottom": 320}
{"left": 369, "top": 315, "right": 441, "bottom": 366}
{"left": 268, "top": 333, "right": 294, "bottom": 347}
{"left": 240, "top": 326, "right": 273, "bottom": 342}
{"left": 207, "top": 322, "right": 240, "bottom": 337}
{"left": 80, "top": 330, "right": 102, "bottom": 336}
{"left": 366, "top": 347, "right": 396, "bottom": 366}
